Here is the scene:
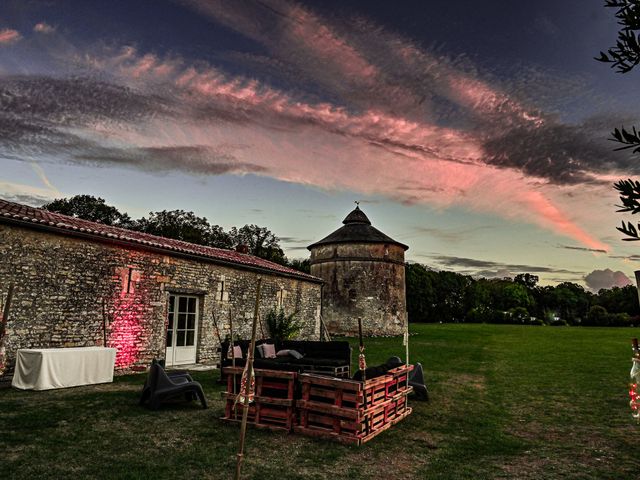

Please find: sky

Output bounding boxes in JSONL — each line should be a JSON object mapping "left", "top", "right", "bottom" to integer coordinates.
{"left": 1, "top": 0, "right": 640, "bottom": 291}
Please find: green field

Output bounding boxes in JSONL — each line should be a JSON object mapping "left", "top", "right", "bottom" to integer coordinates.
{"left": 1, "top": 324, "right": 639, "bottom": 479}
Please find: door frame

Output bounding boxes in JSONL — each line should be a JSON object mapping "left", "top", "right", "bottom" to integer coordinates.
{"left": 165, "top": 293, "right": 200, "bottom": 366}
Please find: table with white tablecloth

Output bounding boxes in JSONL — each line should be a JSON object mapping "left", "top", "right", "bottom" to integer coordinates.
{"left": 11, "top": 347, "right": 117, "bottom": 390}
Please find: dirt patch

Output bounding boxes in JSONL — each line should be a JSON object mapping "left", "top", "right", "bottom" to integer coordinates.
{"left": 328, "top": 447, "right": 430, "bottom": 479}
{"left": 441, "top": 373, "right": 486, "bottom": 392}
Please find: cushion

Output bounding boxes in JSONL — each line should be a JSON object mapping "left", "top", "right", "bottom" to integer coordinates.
{"left": 261, "top": 343, "right": 276, "bottom": 359}
{"left": 232, "top": 345, "right": 243, "bottom": 359}
{"left": 288, "top": 349, "right": 304, "bottom": 360}
{"left": 275, "top": 349, "right": 303, "bottom": 359}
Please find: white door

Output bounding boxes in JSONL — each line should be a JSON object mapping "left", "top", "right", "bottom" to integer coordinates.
{"left": 165, "top": 295, "right": 199, "bottom": 366}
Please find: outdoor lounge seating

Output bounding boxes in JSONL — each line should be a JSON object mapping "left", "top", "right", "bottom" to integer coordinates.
{"left": 140, "top": 359, "right": 208, "bottom": 410}
{"left": 218, "top": 339, "right": 352, "bottom": 379}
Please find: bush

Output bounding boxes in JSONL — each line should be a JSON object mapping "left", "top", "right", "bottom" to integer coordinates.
{"left": 465, "top": 307, "right": 491, "bottom": 323}
{"left": 265, "top": 308, "right": 301, "bottom": 344}
{"left": 608, "top": 312, "right": 631, "bottom": 327}
{"left": 509, "top": 307, "right": 530, "bottom": 324}
{"left": 584, "top": 305, "right": 608, "bottom": 326}
{"left": 549, "top": 318, "right": 568, "bottom": 327}
{"left": 529, "top": 318, "right": 546, "bottom": 326}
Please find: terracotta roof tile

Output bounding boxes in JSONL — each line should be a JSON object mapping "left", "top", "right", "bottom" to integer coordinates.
{"left": 0, "top": 198, "right": 321, "bottom": 283}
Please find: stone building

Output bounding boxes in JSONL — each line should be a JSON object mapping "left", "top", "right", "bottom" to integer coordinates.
{"left": 0, "top": 199, "right": 322, "bottom": 382}
{"left": 308, "top": 206, "right": 408, "bottom": 336}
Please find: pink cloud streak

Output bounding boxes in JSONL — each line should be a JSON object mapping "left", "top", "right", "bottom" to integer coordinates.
{"left": 74, "top": 42, "right": 611, "bottom": 251}
{"left": 0, "top": 28, "right": 21, "bottom": 45}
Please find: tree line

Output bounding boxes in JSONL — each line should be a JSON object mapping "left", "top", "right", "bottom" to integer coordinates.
{"left": 406, "top": 264, "right": 640, "bottom": 327}
{"left": 43, "top": 195, "right": 310, "bottom": 273}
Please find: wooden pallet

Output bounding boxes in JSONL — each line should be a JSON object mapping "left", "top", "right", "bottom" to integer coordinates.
{"left": 385, "top": 364, "right": 414, "bottom": 398}
{"left": 293, "top": 372, "right": 413, "bottom": 445}
{"left": 221, "top": 367, "right": 297, "bottom": 431}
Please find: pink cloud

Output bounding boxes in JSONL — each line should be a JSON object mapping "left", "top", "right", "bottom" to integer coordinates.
{"left": 0, "top": 28, "right": 21, "bottom": 45}
{"left": 72, "top": 42, "right": 609, "bottom": 252}
{"left": 0, "top": 0, "right": 608, "bottom": 254}
{"left": 33, "top": 22, "right": 55, "bottom": 34}
{"left": 584, "top": 268, "right": 631, "bottom": 292}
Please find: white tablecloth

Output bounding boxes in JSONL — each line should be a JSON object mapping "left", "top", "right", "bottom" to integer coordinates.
{"left": 11, "top": 347, "right": 116, "bottom": 390}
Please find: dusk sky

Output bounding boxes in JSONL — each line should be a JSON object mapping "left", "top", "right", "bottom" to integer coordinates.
{"left": 2, "top": 0, "right": 640, "bottom": 290}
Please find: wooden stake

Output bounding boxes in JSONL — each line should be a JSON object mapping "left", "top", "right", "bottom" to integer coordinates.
{"left": 319, "top": 315, "right": 332, "bottom": 342}
{"left": 235, "top": 278, "right": 262, "bottom": 480}
{"left": 357, "top": 317, "right": 371, "bottom": 434}
{"left": 229, "top": 307, "right": 236, "bottom": 397}
{"left": 101, "top": 299, "right": 108, "bottom": 347}
{"left": 0, "top": 283, "right": 14, "bottom": 342}
{"left": 405, "top": 317, "right": 410, "bottom": 390}
{"left": 258, "top": 310, "right": 266, "bottom": 340}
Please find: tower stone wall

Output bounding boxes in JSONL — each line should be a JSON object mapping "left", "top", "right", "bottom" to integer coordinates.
{"left": 308, "top": 207, "right": 408, "bottom": 336}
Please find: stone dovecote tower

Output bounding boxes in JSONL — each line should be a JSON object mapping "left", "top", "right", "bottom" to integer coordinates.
{"left": 307, "top": 206, "right": 408, "bottom": 336}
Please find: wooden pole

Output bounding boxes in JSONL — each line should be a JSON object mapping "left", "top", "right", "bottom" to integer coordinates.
{"left": 0, "top": 283, "right": 14, "bottom": 342}
{"left": 235, "top": 278, "right": 262, "bottom": 480}
{"left": 405, "top": 315, "right": 410, "bottom": 390}
{"left": 358, "top": 317, "right": 370, "bottom": 434}
{"left": 229, "top": 307, "right": 236, "bottom": 397}
{"left": 211, "top": 306, "right": 222, "bottom": 345}
{"left": 101, "top": 299, "right": 108, "bottom": 347}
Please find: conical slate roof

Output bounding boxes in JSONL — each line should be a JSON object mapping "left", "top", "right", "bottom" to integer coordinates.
{"left": 307, "top": 206, "right": 408, "bottom": 250}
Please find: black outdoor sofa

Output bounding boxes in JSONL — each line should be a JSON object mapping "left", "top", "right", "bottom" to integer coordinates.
{"left": 218, "top": 339, "right": 352, "bottom": 379}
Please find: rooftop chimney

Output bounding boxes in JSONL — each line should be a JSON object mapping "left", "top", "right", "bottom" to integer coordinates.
{"left": 236, "top": 244, "right": 249, "bottom": 254}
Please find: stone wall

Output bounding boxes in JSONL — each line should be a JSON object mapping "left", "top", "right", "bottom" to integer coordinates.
{"left": 0, "top": 224, "right": 321, "bottom": 382}
{"left": 310, "top": 243, "right": 406, "bottom": 336}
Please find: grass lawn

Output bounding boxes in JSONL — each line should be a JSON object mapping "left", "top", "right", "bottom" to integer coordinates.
{"left": 1, "top": 324, "right": 639, "bottom": 479}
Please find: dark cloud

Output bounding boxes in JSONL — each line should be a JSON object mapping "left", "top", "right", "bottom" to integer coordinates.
{"left": 279, "top": 236, "right": 311, "bottom": 244}
{"left": 474, "top": 268, "right": 514, "bottom": 279}
{"left": 584, "top": 268, "right": 632, "bottom": 292}
{"left": 75, "top": 145, "right": 268, "bottom": 175}
{"left": 0, "top": 76, "right": 174, "bottom": 158}
{"left": 0, "top": 76, "right": 268, "bottom": 175}
{"left": 0, "top": 76, "right": 170, "bottom": 126}
{"left": 609, "top": 254, "right": 640, "bottom": 261}
{"left": 483, "top": 120, "right": 640, "bottom": 185}
{"left": 558, "top": 244, "right": 608, "bottom": 254}
{"left": 424, "top": 254, "right": 583, "bottom": 276}
{"left": 400, "top": 225, "right": 492, "bottom": 244}
{"left": 0, "top": 193, "right": 48, "bottom": 206}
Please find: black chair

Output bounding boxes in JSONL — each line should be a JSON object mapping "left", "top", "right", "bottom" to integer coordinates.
{"left": 139, "top": 361, "right": 195, "bottom": 405}
{"left": 409, "top": 362, "right": 429, "bottom": 401}
{"left": 139, "top": 360, "right": 208, "bottom": 410}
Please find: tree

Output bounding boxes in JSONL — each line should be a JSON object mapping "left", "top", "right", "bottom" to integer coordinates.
{"left": 614, "top": 179, "right": 640, "bottom": 239}
{"left": 500, "top": 283, "right": 533, "bottom": 311}
{"left": 597, "top": 1, "right": 640, "bottom": 74}
{"left": 287, "top": 258, "right": 311, "bottom": 274}
{"left": 548, "top": 282, "right": 592, "bottom": 324}
{"left": 597, "top": 1, "right": 640, "bottom": 239}
{"left": 43, "top": 195, "right": 134, "bottom": 227}
{"left": 405, "top": 263, "right": 437, "bottom": 322}
{"left": 594, "top": 284, "right": 640, "bottom": 315}
{"left": 514, "top": 273, "right": 539, "bottom": 290}
{"left": 229, "top": 224, "right": 286, "bottom": 264}
{"left": 584, "top": 305, "right": 609, "bottom": 326}
{"left": 135, "top": 210, "right": 232, "bottom": 248}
